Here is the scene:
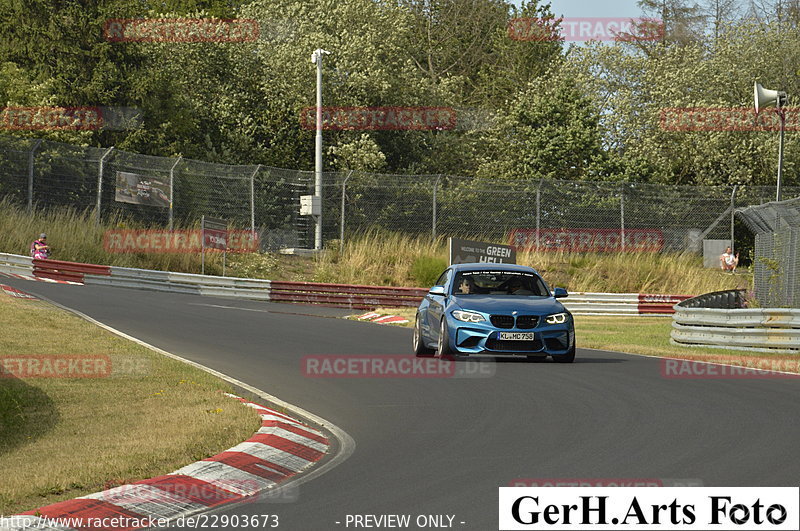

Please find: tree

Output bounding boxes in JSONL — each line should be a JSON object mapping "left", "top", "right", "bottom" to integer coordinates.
{"left": 475, "top": 75, "right": 608, "bottom": 183}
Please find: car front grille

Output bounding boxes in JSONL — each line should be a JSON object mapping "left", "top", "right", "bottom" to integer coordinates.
{"left": 489, "top": 315, "right": 539, "bottom": 329}
{"left": 486, "top": 338, "right": 543, "bottom": 352}
{"left": 490, "top": 315, "right": 515, "bottom": 328}
{"left": 516, "top": 315, "right": 539, "bottom": 329}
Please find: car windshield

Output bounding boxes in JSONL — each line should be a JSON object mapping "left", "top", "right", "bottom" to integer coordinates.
{"left": 452, "top": 270, "right": 549, "bottom": 296}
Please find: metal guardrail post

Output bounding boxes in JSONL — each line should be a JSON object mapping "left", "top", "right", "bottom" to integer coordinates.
{"left": 27, "top": 139, "right": 43, "bottom": 211}
{"left": 168, "top": 156, "right": 182, "bottom": 231}
{"left": 340, "top": 170, "right": 353, "bottom": 243}
{"left": 95, "top": 147, "right": 115, "bottom": 226}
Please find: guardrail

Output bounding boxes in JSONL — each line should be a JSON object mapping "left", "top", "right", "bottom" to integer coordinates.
{"left": 0, "top": 252, "right": 689, "bottom": 315}
{"left": 0, "top": 253, "right": 34, "bottom": 276}
{"left": 33, "top": 258, "right": 111, "bottom": 283}
{"left": 671, "top": 289, "right": 800, "bottom": 353}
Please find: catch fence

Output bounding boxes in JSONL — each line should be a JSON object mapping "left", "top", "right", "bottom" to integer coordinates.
{"left": 0, "top": 134, "right": 797, "bottom": 253}
{"left": 737, "top": 198, "right": 800, "bottom": 308}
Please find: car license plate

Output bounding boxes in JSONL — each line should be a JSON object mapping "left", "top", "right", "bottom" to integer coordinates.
{"left": 498, "top": 332, "right": 536, "bottom": 341}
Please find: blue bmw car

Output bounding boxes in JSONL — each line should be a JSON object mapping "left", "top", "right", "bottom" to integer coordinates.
{"left": 413, "top": 263, "right": 575, "bottom": 362}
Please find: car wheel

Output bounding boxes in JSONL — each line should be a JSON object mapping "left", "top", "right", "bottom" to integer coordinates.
{"left": 413, "top": 314, "right": 435, "bottom": 357}
{"left": 437, "top": 318, "right": 455, "bottom": 359}
{"left": 551, "top": 346, "right": 575, "bottom": 363}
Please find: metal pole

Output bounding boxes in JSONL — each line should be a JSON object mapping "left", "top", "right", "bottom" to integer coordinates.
{"left": 27, "top": 139, "right": 42, "bottom": 211}
{"left": 777, "top": 108, "right": 785, "bottom": 202}
{"left": 340, "top": 170, "right": 353, "bottom": 243}
{"left": 620, "top": 186, "right": 626, "bottom": 252}
{"left": 536, "top": 179, "right": 542, "bottom": 250}
{"left": 95, "top": 147, "right": 114, "bottom": 226}
{"left": 432, "top": 175, "right": 441, "bottom": 240}
{"left": 250, "top": 164, "right": 260, "bottom": 233}
{"left": 201, "top": 215, "right": 205, "bottom": 275}
{"left": 168, "top": 156, "right": 182, "bottom": 230}
{"left": 313, "top": 49, "right": 328, "bottom": 250}
{"left": 730, "top": 185, "right": 738, "bottom": 251}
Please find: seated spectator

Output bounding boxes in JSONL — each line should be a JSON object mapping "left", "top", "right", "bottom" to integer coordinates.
{"left": 720, "top": 246, "right": 739, "bottom": 272}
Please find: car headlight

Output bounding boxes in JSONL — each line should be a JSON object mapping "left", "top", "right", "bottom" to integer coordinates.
{"left": 452, "top": 310, "right": 485, "bottom": 323}
{"left": 545, "top": 312, "right": 568, "bottom": 325}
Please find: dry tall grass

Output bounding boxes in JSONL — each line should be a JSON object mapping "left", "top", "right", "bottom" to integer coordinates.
{"left": 319, "top": 231, "right": 749, "bottom": 295}
{"left": 0, "top": 199, "right": 227, "bottom": 274}
{"left": 0, "top": 201, "right": 749, "bottom": 294}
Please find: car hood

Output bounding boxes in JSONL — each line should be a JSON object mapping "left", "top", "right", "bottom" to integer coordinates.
{"left": 450, "top": 295, "right": 565, "bottom": 315}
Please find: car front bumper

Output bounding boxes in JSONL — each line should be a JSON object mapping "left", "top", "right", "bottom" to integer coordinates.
{"left": 448, "top": 320, "right": 575, "bottom": 357}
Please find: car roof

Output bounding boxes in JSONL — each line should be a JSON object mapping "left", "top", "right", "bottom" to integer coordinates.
{"left": 450, "top": 262, "right": 541, "bottom": 275}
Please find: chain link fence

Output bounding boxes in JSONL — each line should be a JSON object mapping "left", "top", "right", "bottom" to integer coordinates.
{"left": 737, "top": 198, "right": 800, "bottom": 308}
{"left": 1, "top": 134, "right": 799, "bottom": 255}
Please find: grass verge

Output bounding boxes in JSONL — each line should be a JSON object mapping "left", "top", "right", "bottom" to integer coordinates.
{"left": 367, "top": 308, "right": 800, "bottom": 372}
{"left": 0, "top": 292, "right": 261, "bottom": 514}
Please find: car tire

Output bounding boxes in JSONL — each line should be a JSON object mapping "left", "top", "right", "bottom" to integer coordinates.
{"left": 413, "top": 314, "right": 435, "bottom": 357}
{"left": 437, "top": 318, "right": 455, "bottom": 359}
{"left": 551, "top": 346, "right": 575, "bottom": 363}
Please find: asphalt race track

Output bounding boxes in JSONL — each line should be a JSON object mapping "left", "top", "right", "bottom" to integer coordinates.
{"left": 5, "top": 279, "right": 800, "bottom": 530}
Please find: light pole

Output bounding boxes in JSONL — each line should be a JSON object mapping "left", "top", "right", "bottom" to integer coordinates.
{"left": 754, "top": 81, "right": 788, "bottom": 202}
{"left": 311, "top": 48, "right": 330, "bottom": 250}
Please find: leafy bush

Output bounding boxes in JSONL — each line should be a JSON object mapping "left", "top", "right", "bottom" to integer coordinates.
{"left": 410, "top": 256, "right": 448, "bottom": 287}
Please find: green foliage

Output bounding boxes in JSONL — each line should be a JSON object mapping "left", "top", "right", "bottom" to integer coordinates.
{"left": 410, "top": 255, "right": 449, "bottom": 286}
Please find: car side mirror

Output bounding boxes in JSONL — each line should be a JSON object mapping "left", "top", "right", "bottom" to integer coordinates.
{"left": 429, "top": 286, "right": 446, "bottom": 296}
{"left": 553, "top": 287, "right": 568, "bottom": 298}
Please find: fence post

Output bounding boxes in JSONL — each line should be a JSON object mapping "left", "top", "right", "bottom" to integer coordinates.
{"left": 168, "top": 156, "right": 182, "bottom": 230}
{"left": 95, "top": 147, "right": 115, "bottom": 226}
{"left": 250, "top": 164, "right": 261, "bottom": 233}
{"left": 432, "top": 175, "right": 441, "bottom": 240}
{"left": 536, "top": 179, "right": 543, "bottom": 250}
{"left": 730, "top": 185, "right": 738, "bottom": 251}
{"left": 340, "top": 169, "right": 353, "bottom": 244}
{"left": 27, "top": 139, "right": 43, "bottom": 211}
{"left": 620, "top": 185, "right": 626, "bottom": 252}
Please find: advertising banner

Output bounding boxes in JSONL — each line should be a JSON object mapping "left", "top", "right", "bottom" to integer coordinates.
{"left": 114, "top": 171, "right": 170, "bottom": 208}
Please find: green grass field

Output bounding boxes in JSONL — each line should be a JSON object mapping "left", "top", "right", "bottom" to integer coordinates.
{"left": 0, "top": 293, "right": 261, "bottom": 514}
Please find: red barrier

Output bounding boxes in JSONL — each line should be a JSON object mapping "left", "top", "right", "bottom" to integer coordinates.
{"left": 32, "top": 259, "right": 111, "bottom": 284}
{"left": 269, "top": 281, "right": 426, "bottom": 310}
{"left": 637, "top": 294, "right": 692, "bottom": 314}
